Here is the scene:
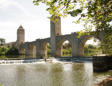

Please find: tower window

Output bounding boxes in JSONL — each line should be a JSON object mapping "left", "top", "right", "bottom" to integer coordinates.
{"left": 57, "top": 33, "right": 59, "bottom": 36}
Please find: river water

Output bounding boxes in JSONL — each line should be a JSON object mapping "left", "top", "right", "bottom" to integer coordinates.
{"left": 0, "top": 60, "right": 93, "bottom": 86}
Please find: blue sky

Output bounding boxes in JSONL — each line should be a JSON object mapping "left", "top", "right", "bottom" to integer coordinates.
{"left": 0, "top": 0, "right": 99, "bottom": 45}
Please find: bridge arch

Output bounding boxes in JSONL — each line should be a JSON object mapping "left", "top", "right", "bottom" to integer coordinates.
{"left": 28, "top": 43, "right": 36, "bottom": 58}
{"left": 56, "top": 39, "right": 72, "bottom": 57}
{"left": 79, "top": 35, "right": 100, "bottom": 56}
{"left": 40, "top": 41, "right": 51, "bottom": 58}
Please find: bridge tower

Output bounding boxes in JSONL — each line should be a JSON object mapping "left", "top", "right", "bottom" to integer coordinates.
{"left": 17, "top": 25, "right": 25, "bottom": 45}
{"left": 50, "top": 16, "right": 61, "bottom": 56}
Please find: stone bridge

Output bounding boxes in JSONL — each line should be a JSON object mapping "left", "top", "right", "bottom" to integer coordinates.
{"left": 15, "top": 17, "right": 104, "bottom": 58}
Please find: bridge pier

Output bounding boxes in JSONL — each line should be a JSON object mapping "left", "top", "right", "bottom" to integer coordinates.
{"left": 40, "top": 42, "right": 48, "bottom": 58}
{"left": 71, "top": 33, "right": 80, "bottom": 57}
{"left": 56, "top": 45, "right": 62, "bottom": 57}
{"left": 28, "top": 43, "right": 36, "bottom": 58}
{"left": 24, "top": 43, "right": 36, "bottom": 58}
{"left": 36, "top": 39, "right": 42, "bottom": 58}
{"left": 50, "top": 16, "right": 61, "bottom": 57}
{"left": 24, "top": 43, "right": 29, "bottom": 57}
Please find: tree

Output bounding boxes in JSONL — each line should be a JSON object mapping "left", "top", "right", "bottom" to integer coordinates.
{"left": 86, "top": 0, "right": 112, "bottom": 55}
{"left": 84, "top": 44, "right": 101, "bottom": 56}
{"left": 33, "top": 0, "right": 111, "bottom": 29}
{"left": 0, "top": 38, "right": 5, "bottom": 46}
{"left": 6, "top": 47, "right": 19, "bottom": 55}
{"left": 0, "top": 46, "right": 8, "bottom": 55}
{"left": 33, "top": 0, "right": 112, "bottom": 55}
{"left": 33, "top": 0, "right": 85, "bottom": 18}
{"left": 63, "top": 43, "right": 72, "bottom": 56}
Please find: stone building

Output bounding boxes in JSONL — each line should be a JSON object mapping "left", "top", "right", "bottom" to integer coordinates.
{"left": 17, "top": 25, "right": 25, "bottom": 45}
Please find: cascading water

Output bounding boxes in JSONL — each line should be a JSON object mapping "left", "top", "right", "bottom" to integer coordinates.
{"left": 0, "top": 59, "right": 45, "bottom": 64}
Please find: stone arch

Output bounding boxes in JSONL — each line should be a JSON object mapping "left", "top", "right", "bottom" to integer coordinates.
{"left": 56, "top": 39, "right": 72, "bottom": 57}
{"left": 79, "top": 35, "right": 100, "bottom": 56}
{"left": 40, "top": 41, "right": 51, "bottom": 58}
{"left": 28, "top": 43, "right": 36, "bottom": 58}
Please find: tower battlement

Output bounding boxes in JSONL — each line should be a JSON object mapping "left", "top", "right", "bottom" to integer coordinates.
{"left": 17, "top": 25, "right": 25, "bottom": 45}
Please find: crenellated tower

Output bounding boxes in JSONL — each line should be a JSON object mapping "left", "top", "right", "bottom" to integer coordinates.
{"left": 50, "top": 16, "right": 61, "bottom": 36}
{"left": 50, "top": 16, "right": 61, "bottom": 56}
{"left": 17, "top": 25, "right": 25, "bottom": 45}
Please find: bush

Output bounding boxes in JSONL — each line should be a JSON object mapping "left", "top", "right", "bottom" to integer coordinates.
{"left": 0, "top": 46, "right": 9, "bottom": 55}
{"left": 6, "top": 47, "right": 19, "bottom": 55}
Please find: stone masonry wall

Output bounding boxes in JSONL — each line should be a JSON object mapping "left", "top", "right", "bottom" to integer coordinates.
{"left": 93, "top": 56, "right": 112, "bottom": 72}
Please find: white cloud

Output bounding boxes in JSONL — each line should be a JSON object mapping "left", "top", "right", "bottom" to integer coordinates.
{"left": 0, "top": 0, "right": 85, "bottom": 43}
{"left": 0, "top": 0, "right": 11, "bottom": 8}
{"left": 0, "top": 0, "right": 38, "bottom": 19}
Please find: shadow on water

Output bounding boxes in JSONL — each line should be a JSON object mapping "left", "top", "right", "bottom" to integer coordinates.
{"left": 54, "top": 56, "right": 92, "bottom": 63}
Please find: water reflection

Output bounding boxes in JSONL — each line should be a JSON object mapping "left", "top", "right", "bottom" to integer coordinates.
{"left": 0, "top": 62, "right": 93, "bottom": 86}
{"left": 50, "top": 63, "right": 63, "bottom": 86}
{"left": 72, "top": 63, "right": 85, "bottom": 86}
{"left": 16, "top": 65, "right": 26, "bottom": 86}
{"left": 62, "top": 63, "right": 73, "bottom": 86}
{"left": 84, "top": 62, "right": 93, "bottom": 86}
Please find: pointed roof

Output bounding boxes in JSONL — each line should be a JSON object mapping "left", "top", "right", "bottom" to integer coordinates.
{"left": 18, "top": 25, "right": 24, "bottom": 29}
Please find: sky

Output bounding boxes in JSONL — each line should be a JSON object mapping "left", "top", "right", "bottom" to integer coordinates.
{"left": 0, "top": 0, "right": 98, "bottom": 45}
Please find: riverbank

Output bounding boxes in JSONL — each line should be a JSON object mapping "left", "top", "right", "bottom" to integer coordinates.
{"left": 94, "top": 76, "right": 112, "bottom": 86}
{"left": 93, "top": 56, "right": 112, "bottom": 72}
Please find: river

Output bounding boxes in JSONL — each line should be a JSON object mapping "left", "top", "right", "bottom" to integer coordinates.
{"left": 0, "top": 59, "right": 93, "bottom": 86}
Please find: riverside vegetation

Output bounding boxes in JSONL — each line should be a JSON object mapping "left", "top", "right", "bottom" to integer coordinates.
{"left": 0, "top": 46, "right": 19, "bottom": 59}
{"left": 0, "top": 43, "right": 101, "bottom": 58}
{"left": 43, "top": 43, "right": 101, "bottom": 57}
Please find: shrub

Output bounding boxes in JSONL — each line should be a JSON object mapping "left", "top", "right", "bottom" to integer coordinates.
{"left": 6, "top": 47, "right": 19, "bottom": 55}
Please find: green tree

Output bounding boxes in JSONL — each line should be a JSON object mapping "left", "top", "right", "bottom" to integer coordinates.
{"left": 6, "top": 47, "right": 19, "bottom": 55}
{"left": 62, "top": 43, "right": 72, "bottom": 56}
{"left": 33, "top": 0, "right": 112, "bottom": 55}
{"left": 84, "top": 44, "right": 101, "bottom": 56}
{"left": 33, "top": 0, "right": 111, "bottom": 31}
{"left": 86, "top": 0, "right": 112, "bottom": 55}
{"left": 47, "top": 44, "right": 51, "bottom": 57}
{"left": 0, "top": 46, "right": 9, "bottom": 55}
{"left": 100, "top": 35, "right": 112, "bottom": 55}
{"left": 0, "top": 38, "right": 5, "bottom": 46}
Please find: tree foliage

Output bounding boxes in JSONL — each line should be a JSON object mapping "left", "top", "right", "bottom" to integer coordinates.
{"left": 6, "top": 47, "right": 19, "bottom": 55}
{"left": 0, "top": 46, "right": 8, "bottom": 55}
{"left": 33, "top": 0, "right": 112, "bottom": 55}
{"left": 84, "top": 44, "right": 101, "bottom": 56}
{"left": 100, "top": 35, "right": 112, "bottom": 55}
{"left": 87, "top": 0, "right": 112, "bottom": 55}
{"left": 0, "top": 38, "right": 5, "bottom": 46}
{"left": 63, "top": 43, "right": 72, "bottom": 56}
{"left": 0, "top": 46, "right": 19, "bottom": 56}
{"left": 33, "top": 0, "right": 112, "bottom": 32}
